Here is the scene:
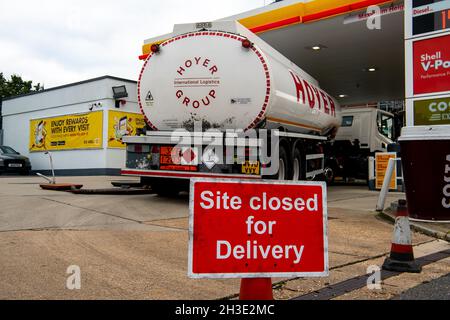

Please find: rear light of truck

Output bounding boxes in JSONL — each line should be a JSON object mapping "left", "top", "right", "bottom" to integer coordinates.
{"left": 151, "top": 44, "right": 160, "bottom": 53}
{"left": 135, "top": 145, "right": 143, "bottom": 153}
{"left": 127, "top": 144, "right": 151, "bottom": 153}
{"left": 151, "top": 145, "right": 160, "bottom": 154}
{"left": 242, "top": 39, "right": 253, "bottom": 49}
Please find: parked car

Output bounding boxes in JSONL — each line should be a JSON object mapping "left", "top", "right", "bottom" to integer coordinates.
{"left": 0, "top": 146, "right": 32, "bottom": 175}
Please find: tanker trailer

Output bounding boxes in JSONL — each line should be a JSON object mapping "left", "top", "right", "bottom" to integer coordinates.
{"left": 122, "top": 21, "right": 342, "bottom": 196}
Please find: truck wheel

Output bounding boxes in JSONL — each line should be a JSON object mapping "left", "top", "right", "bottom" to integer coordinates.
{"left": 324, "top": 167, "right": 335, "bottom": 185}
{"left": 151, "top": 181, "right": 182, "bottom": 197}
{"left": 292, "top": 149, "right": 302, "bottom": 181}
{"left": 275, "top": 146, "right": 289, "bottom": 181}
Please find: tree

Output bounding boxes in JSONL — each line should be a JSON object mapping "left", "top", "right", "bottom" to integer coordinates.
{"left": 0, "top": 73, "right": 44, "bottom": 100}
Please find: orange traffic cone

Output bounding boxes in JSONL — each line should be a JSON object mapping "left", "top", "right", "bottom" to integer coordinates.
{"left": 382, "top": 200, "right": 422, "bottom": 273}
{"left": 239, "top": 278, "right": 273, "bottom": 300}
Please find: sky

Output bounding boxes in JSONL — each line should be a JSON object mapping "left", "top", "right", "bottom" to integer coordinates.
{"left": 0, "top": 0, "right": 268, "bottom": 88}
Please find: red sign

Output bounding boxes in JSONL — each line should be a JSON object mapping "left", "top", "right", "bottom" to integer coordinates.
{"left": 188, "top": 179, "right": 328, "bottom": 278}
{"left": 414, "top": 34, "right": 450, "bottom": 95}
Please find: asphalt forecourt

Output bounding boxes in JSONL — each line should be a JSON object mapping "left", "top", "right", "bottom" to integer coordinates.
{"left": 0, "top": 175, "right": 448, "bottom": 304}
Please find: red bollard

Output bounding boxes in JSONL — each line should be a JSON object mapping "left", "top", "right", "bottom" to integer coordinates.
{"left": 239, "top": 278, "right": 273, "bottom": 300}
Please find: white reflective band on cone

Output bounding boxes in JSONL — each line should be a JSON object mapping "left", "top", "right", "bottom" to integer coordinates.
{"left": 392, "top": 217, "right": 412, "bottom": 245}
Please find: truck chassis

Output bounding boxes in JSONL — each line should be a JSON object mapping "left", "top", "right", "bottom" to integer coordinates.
{"left": 122, "top": 130, "right": 327, "bottom": 196}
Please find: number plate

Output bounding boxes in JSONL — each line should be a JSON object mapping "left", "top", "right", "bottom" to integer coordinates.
{"left": 196, "top": 22, "right": 212, "bottom": 29}
{"left": 241, "top": 161, "right": 260, "bottom": 175}
{"left": 8, "top": 163, "right": 22, "bottom": 168}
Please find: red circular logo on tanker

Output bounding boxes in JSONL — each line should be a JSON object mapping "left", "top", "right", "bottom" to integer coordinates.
{"left": 174, "top": 57, "right": 221, "bottom": 109}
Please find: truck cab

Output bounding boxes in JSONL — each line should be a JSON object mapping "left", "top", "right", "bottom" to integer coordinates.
{"left": 336, "top": 107, "right": 395, "bottom": 153}
{"left": 324, "top": 107, "right": 395, "bottom": 183}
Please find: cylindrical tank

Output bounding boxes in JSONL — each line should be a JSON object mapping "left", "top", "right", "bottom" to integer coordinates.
{"left": 138, "top": 30, "right": 341, "bottom": 135}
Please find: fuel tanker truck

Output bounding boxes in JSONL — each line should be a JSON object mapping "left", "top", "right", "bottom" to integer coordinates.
{"left": 121, "top": 21, "right": 343, "bottom": 195}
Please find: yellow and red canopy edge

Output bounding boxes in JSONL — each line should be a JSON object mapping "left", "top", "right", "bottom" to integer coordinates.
{"left": 140, "top": 0, "right": 394, "bottom": 60}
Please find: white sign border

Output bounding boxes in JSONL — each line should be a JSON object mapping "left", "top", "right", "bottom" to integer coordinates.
{"left": 188, "top": 178, "right": 329, "bottom": 279}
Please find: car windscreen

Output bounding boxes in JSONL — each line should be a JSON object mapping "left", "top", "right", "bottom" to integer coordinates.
{"left": 0, "top": 146, "right": 18, "bottom": 154}
{"left": 377, "top": 113, "right": 394, "bottom": 140}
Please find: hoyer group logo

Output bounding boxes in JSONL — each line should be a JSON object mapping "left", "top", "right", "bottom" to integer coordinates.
{"left": 290, "top": 70, "right": 337, "bottom": 118}
{"left": 174, "top": 57, "right": 221, "bottom": 109}
{"left": 414, "top": 34, "right": 450, "bottom": 95}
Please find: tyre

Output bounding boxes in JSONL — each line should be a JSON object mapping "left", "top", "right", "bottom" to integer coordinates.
{"left": 323, "top": 166, "right": 335, "bottom": 185}
{"left": 274, "top": 145, "right": 289, "bottom": 181}
{"left": 291, "top": 148, "right": 303, "bottom": 181}
{"left": 140, "top": 177, "right": 152, "bottom": 188}
{"left": 151, "top": 183, "right": 181, "bottom": 197}
{"left": 150, "top": 179, "right": 187, "bottom": 197}
{"left": 20, "top": 169, "right": 30, "bottom": 176}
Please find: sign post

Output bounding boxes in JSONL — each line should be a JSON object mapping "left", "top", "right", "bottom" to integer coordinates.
{"left": 188, "top": 179, "right": 328, "bottom": 300}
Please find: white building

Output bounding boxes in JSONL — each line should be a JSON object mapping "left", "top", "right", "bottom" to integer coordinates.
{"left": 1, "top": 76, "right": 141, "bottom": 175}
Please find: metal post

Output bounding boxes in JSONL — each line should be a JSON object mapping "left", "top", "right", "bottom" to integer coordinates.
{"left": 239, "top": 278, "right": 273, "bottom": 300}
{"left": 36, "top": 151, "right": 56, "bottom": 184}
{"left": 399, "top": 158, "right": 405, "bottom": 193}
{"left": 47, "top": 151, "right": 56, "bottom": 184}
{"left": 0, "top": 97, "right": 3, "bottom": 145}
{"left": 368, "top": 156, "right": 375, "bottom": 181}
{"left": 376, "top": 158, "right": 397, "bottom": 212}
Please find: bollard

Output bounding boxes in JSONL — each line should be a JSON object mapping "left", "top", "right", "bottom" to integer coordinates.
{"left": 368, "top": 156, "right": 375, "bottom": 191}
{"left": 376, "top": 158, "right": 397, "bottom": 211}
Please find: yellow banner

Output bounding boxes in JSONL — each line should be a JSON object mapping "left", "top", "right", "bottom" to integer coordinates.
{"left": 29, "top": 112, "right": 103, "bottom": 152}
{"left": 108, "top": 110, "right": 146, "bottom": 148}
